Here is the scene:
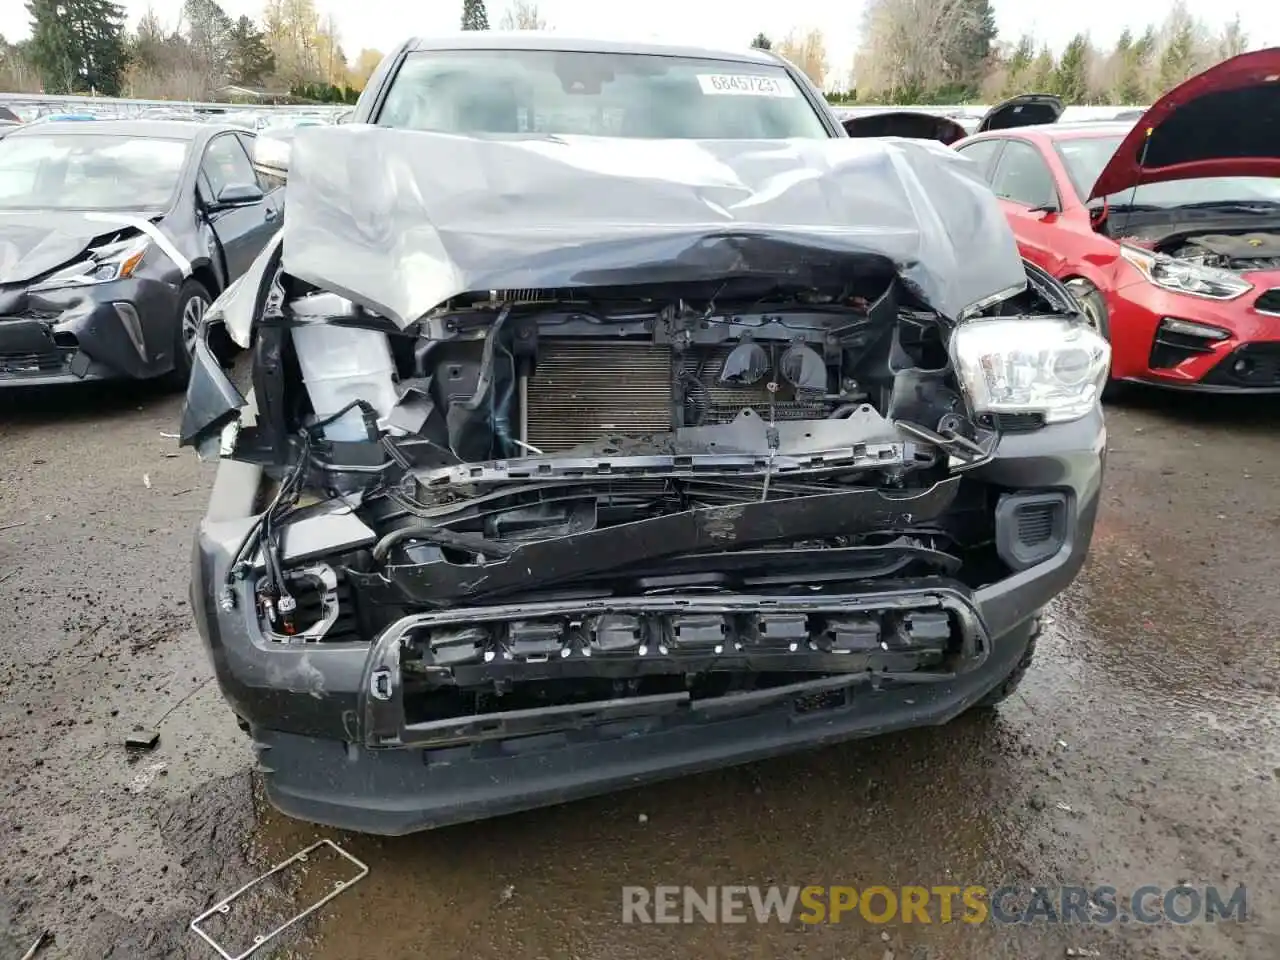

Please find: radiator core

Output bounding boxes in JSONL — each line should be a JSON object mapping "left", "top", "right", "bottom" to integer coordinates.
{"left": 524, "top": 340, "right": 831, "bottom": 454}
{"left": 525, "top": 342, "right": 673, "bottom": 452}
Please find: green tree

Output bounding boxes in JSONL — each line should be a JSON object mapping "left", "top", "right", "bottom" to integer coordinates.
{"left": 1132, "top": 25, "right": 1157, "bottom": 63}
{"left": 461, "top": 0, "right": 489, "bottom": 30}
{"left": 750, "top": 33, "right": 771, "bottom": 50}
{"left": 944, "top": 0, "right": 997, "bottom": 94}
{"left": 1027, "top": 46, "right": 1055, "bottom": 93}
{"left": 1111, "top": 28, "right": 1145, "bottom": 104}
{"left": 1158, "top": 18, "right": 1197, "bottom": 94}
{"left": 1053, "top": 33, "right": 1090, "bottom": 104}
{"left": 26, "top": 0, "right": 127, "bottom": 94}
{"left": 1217, "top": 15, "right": 1247, "bottom": 59}
{"left": 184, "top": 0, "right": 235, "bottom": 88}
{"left": 1000, "top": 34, "right": 1035, "bottom": 98}
{"left": 228, "top": 15, "right": 274, "bottom": 86}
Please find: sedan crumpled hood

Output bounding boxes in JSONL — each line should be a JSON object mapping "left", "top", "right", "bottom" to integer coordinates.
{"left": 0, "top": 210, "right": 141, "bottom": 285}
{"left": 281, "top": 125, "right": 1026, "bottom": 326}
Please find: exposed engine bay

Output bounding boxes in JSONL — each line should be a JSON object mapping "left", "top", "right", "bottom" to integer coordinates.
{"left": 1167, "top": 231, "right": 1280, "bottom": 272}
{"left": 187, "top": 129, "right": 1097, "bottom": 741}
{"left": 211, "top": 261, "right": 1080, "bottom": 738}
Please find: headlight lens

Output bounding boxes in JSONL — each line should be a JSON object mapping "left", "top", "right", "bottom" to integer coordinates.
{"left": 29, "top": 236, "right": 150, "bottom": 293}
{"left": 951, "top": 317, "right": 1111, "bottom": 424}
{"left": 1120, "top": 244, "right": 1253, "bottom": 300}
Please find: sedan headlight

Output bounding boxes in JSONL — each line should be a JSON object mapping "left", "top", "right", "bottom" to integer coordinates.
{"left": 1120, "top": 244, "right": 1253, "bottom": 300}
{"left": 951, "top": 317, "right": 1110, "bottom": 424}
{"left": 28, "top": 235, "right": 151, "bottom": 293}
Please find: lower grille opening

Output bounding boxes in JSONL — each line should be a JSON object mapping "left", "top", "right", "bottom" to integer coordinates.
{"left": 977, "top": 412, "right": 1045, "bottom": 433}
{"left": 995, "top": 492, "right": 1068, "bottom": 571}
{"left": 1202, "top": 343, "right": 1280, "bottom": 387}
{"left": 1255, "top": 289, "right": 1280, "bottom": 315}
{"left": 0, "top": 348, "right": 68, "bottom": 375}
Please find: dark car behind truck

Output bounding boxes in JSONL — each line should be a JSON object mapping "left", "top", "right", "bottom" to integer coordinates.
{"left": 181, "top": 35, "right": 1107, "bottom": 836}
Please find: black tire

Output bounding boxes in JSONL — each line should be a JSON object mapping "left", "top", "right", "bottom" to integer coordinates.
{"left": 160, "top": 279, "right": 212, "bottom": 390}
{"left": 972, "top": 615, "right": 1042, "bottom": 709}
{"left": 1064, "top": 277, "right": 1122, "bottom": 399}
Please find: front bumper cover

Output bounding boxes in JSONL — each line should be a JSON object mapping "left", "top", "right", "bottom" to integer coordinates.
{"left": 191, "top": 408, "right": 1105, "bottom": 834}
{"left": 0, "top": 278, "right": 181, "bottom": 385}
{"left": 255, "top": 615, "right": 1039, "bottom": 836}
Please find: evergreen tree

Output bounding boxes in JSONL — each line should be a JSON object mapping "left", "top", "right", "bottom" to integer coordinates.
{"left": 26, "top": 0, "right": 126, "bottom": 94}
{"left": 1217, "top": 15, "right": 1247, "bottom": 59}
{"left": 1053, "top": 33, "right": 1090, "bottom": 104}
{"left": 228, "top": 15, "right": 274, "bottom": 87}
{"left": 184, "top": 0, "right": 234, "bottom": 88}
{"left": 1111, "top": 29, "right": 1145, "bottom": 104}
{"left": 1158, "top": 19, "right": 1196, "bottom": 94}
{"left": 750, "top": 33, "right": 771, "bottom": 50}
{"left": 1027, "top": 46, "right": 1055, "bottom": 93}
{"left": 945, "top": 0, "right": 997, "bottom": 94}
{"left": 461, "top": 0, "right": 489, "bottom": 31}
{"left": 1000, "top": 34, "right": 1035, "bottom": 98}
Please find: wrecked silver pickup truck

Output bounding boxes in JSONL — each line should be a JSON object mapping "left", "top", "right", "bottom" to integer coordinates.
{"left": 179, "top": 47, "right": 1107, "bottom": 836}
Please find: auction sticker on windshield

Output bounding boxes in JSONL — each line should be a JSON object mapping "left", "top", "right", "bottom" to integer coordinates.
{"left": 697, "top": 74, "right": 796, "bottom": 97}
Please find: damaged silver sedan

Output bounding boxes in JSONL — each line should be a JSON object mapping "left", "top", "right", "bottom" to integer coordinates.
{"left": 180, "top": 44, "right": 1107, "bottom": 836}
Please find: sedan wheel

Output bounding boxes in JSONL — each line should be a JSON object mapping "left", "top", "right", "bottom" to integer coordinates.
{"left": 181, "top": 293, "right": 208, "bottom": 357}
{"left": 1064, "top": 277, "right": 1118, "bottom": 394}
{"left": 161, "top": 279, "right": 214, "bottom": 390}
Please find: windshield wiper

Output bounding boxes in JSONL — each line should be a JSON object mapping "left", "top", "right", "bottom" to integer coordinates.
{"left": 1098, "top": 202, "right": 1164, "bottom": 213}
{"left": 1173, "top": 200, "right": 1280, "bottom": 214}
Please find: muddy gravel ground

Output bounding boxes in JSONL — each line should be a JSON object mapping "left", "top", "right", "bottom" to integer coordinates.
{"left": 2, "top": 383, "right": 1278, "bottom": 960}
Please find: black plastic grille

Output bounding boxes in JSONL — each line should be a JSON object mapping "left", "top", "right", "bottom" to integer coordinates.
{"left": 0, "top": 349, "right": 65, "bottom": 375}
{"left": 978, "top": 412, "right": 1045, "bottom": 433}
{"left": 1255, "top": 289, "right": 1280, "bottom": 315}
{"left": 1016, "top": 504, "right": 1057, "bottom": 545}
{"left": 1202, "top": 343, "right": 1280, "bottom": 387}
{"left": 995, "top": 492, "right": 1069, "bottom": 571}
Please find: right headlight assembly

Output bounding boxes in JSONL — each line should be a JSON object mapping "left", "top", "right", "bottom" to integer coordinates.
{"left": 950, "top": 317, "right": 1111, "bottom": 424}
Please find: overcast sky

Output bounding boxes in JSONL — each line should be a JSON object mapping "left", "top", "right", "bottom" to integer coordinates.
{"left": 2, "top": 0, "right": 1275, "bottom": 88}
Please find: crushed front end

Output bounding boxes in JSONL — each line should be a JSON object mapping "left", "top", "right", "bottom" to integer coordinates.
{"left": 183, "top": 130, "right": 1108, "bottom": 834}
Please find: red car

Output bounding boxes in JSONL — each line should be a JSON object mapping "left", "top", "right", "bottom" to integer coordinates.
{"left": 952, "top": 50, "right": 1280, "bottom": 393}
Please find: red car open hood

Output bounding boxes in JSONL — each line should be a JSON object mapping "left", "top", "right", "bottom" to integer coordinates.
{"left": 1088, "top": 47, "right": 1280, "bottom": 201}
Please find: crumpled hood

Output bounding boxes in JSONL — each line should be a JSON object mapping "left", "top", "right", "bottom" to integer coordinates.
{"left": 0, "top": 210, "right": 142, "bottom": 285}
{"left": 281, "top": 126, "right": 1026, "bottom": 325}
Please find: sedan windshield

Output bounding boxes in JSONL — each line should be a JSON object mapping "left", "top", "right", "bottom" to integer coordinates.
{"left": 1055, "top": 135, "right": 1280, "bottom": 208}
{"left": 378, "top": 49, "right": 829, "bottom": 139}
{"left": 0, "top": 134, "right": 188, "bottom": 211}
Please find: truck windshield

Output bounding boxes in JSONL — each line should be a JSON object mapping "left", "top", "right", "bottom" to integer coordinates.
{"left": 376, "top": 49, "right": 830, "bottom": 139}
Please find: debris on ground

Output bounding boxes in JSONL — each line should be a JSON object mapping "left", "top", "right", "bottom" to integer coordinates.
{"left": 20, "top": 930, "right": 50, "bottom": 960}
{"left": 191, "top": 839, "right": 369, "bottom": 959}
{"left": 128, "top": 762, "right": 168, "bottom": 794}
{"left": 125, "top": 728, "right": 160, "bottom": 750}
